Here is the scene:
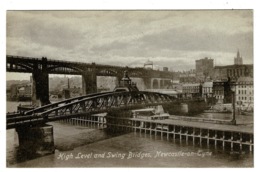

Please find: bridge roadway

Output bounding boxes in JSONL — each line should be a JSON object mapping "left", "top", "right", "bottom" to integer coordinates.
{"left": 6, "top": 91, "right": 177, "bottom": 129}
{"left": 7, "top": 55, "right": 175, "bottom": 105}
{"left": 6, "top": 55, "right": 174, "bottom": 78}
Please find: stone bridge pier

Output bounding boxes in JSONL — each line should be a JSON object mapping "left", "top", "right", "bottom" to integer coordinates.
{"left": 15, "top": 124, "right": 55, "bottom": 155}
{"left": 82, "top": 63, "right": 97, "bottom": 95}
{"left": 32, "top": 57, "right": 50, "bottom": 106}
{"left": 31, "top": 59, "right": 99, "bottom": 106}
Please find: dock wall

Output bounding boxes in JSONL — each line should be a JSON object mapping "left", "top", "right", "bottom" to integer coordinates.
{"left": 58, "top": 115, "right": 253, "bottom": 152}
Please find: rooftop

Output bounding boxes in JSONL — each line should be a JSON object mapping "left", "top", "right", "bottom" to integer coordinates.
{"left": 214, "top": 64, "right": 253, "bottom": 69}
{"left": 202, "top": 82, "right": 213, "bottom": 87}
{"left": 182, "top": 83, "right": 201, "bottom": 87}
{"left": 237, "top": 76, "right": 253, "bottom": 83}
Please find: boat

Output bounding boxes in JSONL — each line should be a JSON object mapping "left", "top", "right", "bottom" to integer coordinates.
{"left": 132, "top": 108, "right": 170, "bottom": 120}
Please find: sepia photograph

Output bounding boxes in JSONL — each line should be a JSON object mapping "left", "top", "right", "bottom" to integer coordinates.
{"left": 5, "top": 10, "right": 254, "bottom": 168}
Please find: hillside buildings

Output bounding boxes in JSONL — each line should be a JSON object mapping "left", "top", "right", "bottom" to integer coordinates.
{"left": 176, "top": 50, "right": 253, "bottom": 111}
{"left": 214, "top": 51, "right": 253, "bottom": 81}
{"left": 202, "top": 81, "right": 213, "bottom": 98}
{"left": 196, "top": 57, "right": 214, "bottom": 81}
{"left": 236, "top": 77, "right": 254, "bottom": 111}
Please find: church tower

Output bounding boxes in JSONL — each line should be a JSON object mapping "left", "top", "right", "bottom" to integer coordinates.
{"left": 234, "top": 50, "right": 243, "bottom": 65}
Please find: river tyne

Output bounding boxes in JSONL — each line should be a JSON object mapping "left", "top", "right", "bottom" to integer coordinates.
{"left": 6, "top": 101, "right": 253, "bottom": 167}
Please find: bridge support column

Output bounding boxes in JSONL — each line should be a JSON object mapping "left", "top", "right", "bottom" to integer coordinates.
{"left": 142, "top": 77, "right": 151, "bottom": 89}
{"left": 160, "top": 79, "right": 163, "bottom": 89}
{"left": 32, "top": 57, "right": 50, "bottom": 106}
{"left": 15, "top": 124, "right": 55, "bottom": 155}
{"left": 82, "top": 63, "right": 97, "bottom": 95}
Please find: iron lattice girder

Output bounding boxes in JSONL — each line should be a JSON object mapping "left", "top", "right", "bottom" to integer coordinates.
{"left": 6, "top": 91, "right": 176, "bottom": 129}
{"left": 6, "top": 55, "right": 174, "bottom": 78}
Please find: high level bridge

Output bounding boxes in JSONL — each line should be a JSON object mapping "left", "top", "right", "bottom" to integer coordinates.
{"left": 7, "top": 55, "right": 175, "bottom": 105}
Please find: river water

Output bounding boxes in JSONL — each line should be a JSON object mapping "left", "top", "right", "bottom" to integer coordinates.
{"left": 6, "top": 101, "right": 253, "bottom": 167}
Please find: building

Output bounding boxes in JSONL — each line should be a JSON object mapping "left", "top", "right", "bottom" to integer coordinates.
{"left": 17, "top": 85, "right": 32, "bottom": 96}
{"left": 163, "top": 67, "right": 168, "bottom": 72}
{"left": 17, "top": 84, "right": 32, "bottom": 101}
{"left": 226, "top": 65, "right": 253, "bottom": 80}
{"left": 182, "top": 83, "right": 202, "bottom": 98}
{"left": 234, "top": 50, "right": 243, "bottom": 65}
{"left": 212, "top": 66, "right": 228, "bottom": 80}
{"left": 202, "top": 81, "right": 213, "bottom": 98}
{"left": 7, "top": 83, "right": 32, "bottom": 100}
{"left": 214, "top": 64, "right": 253, "bottom": 81}
{"left": 213, "top": 51, "right": 253, "bottom": 81}
{"left": 235, "top": 77, "right": 253, "bottom": 111}
{"left": 212, "top": 81, "right": 225, "bottom": 103}
{"left": 179, "top": 70, "right": 196, "bottom": 83}
{"left": 144, "top": 59, "right": 153, "bottom": 70}
{"left": 195, "top": 57, "right": 214, "bottom": 81}
{"left": 9, "top": 84, "right": 19, "bottom": 99}
{"left": 212, "top": 79, "right": 233, "bottom": 104}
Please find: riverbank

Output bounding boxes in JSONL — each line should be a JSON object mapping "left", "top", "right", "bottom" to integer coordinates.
{"left": 8, "top": 130, "right": 253, "bottom": 168}
{"left": 6, "top": 102, "right": 254, "bottom": 167}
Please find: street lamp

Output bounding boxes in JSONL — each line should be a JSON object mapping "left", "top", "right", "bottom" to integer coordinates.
{"left": 230, "top": 83, "right": 236, "bottom": 125}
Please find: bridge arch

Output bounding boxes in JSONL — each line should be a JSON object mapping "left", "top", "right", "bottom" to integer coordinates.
{"left": 48, "top": 65, "right": 83, "bottom": 74}
{"left": 152, "top": 79, "right": 159, "bottom": 89}
{"left": 97, "top": 68, "right": 118, "bottom": 76}
{"left": 7, "top": 63, "right": 33, "bottom": 72}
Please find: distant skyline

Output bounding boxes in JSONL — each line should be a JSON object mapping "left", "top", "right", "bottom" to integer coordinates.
{"left": 6, "top": 10, "right": 253, "bottom": 80}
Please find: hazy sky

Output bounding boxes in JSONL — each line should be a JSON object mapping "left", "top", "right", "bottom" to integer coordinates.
{"left": 6, "top": 10, "right": 253, "bottom": 80}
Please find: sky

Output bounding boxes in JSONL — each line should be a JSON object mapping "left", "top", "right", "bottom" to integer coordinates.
{"left": 6, "top": 10, "right": 253, "bottom": 80}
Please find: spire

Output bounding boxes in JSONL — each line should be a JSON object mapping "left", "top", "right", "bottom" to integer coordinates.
{"left": 237, "top": 49, "right": 240, "bottom": 58}
{"left": 234, "top": 49, "right": 243, "bottom": 65}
